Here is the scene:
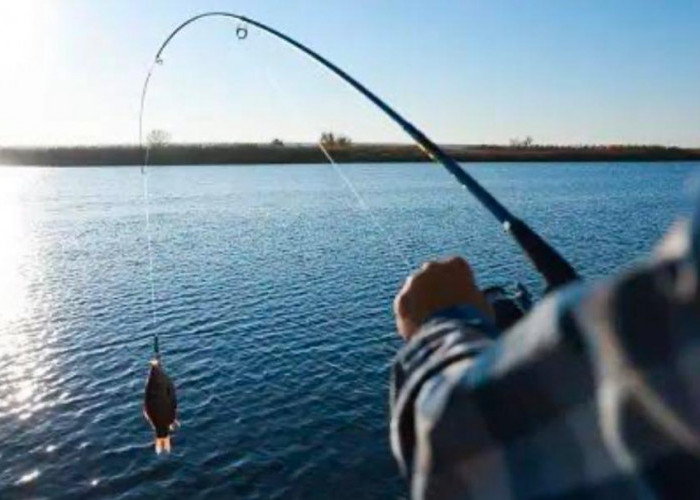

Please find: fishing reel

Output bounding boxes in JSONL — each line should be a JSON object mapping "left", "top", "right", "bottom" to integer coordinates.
{"left": 483, "top": 282, "right": 534, "bottom": 331}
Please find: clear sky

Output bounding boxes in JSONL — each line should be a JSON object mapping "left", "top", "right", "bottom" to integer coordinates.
{"left": 0, "top": 0, "right": 698, "bottom": 147}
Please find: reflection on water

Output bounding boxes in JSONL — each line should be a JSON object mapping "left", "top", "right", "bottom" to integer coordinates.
{"left": 0, "top": 169, "right": 52, "bottom": 459}
{"left": 16, "top": 469, "right": 40, "bottom": 485}
{"left": 0, "top": 163, "right": 695, "bottom": 498}
{"left": 0, "top": 169, "right": 37, "bottom": 324}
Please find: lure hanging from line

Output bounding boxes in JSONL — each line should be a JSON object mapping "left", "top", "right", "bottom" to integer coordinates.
{"left": 137, "top": 11, "right": 580, "bottom": 450}
{"left": 139, "top": 138, "right": 176, "bottom": 452}
{"left": 136, "top": 17, "right": 251, "bottom": 455}
{"left": 143, "top": 356, "right": 178, "bottom": 454}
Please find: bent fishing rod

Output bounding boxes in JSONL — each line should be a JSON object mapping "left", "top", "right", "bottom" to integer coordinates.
{"left": 143, "top": 12, "right": 579, "bottom": 292}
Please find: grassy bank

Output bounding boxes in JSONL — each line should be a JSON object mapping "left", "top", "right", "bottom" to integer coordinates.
{"left": 1, "top": 143, "right": 699, "bottom": 166}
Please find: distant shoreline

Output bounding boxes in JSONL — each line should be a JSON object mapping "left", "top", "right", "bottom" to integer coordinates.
{"left": 1, "top": 143, "right": 699, "bottom": 166}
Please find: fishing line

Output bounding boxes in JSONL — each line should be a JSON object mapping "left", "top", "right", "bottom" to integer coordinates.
{"left": 257, "top": 56, "right": 413, "bottom": 272}
{"left": 138, "top": 61, "right": 162, "bottom": 359}
{"left": 309, "top": 137, "right": 414, "bottom": 272}
{"left": 137, "top": 12, "right": 579, "bottom": 357}
{"left": 24, "top": 307, "right": 348, "bottom": 368}
{"left": 143, "top": 12, "right": 577, "bottom": 291}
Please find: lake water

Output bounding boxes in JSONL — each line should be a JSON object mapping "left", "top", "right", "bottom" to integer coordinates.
{"left": 0, "top": 162, "right": 697, "bottom": 499}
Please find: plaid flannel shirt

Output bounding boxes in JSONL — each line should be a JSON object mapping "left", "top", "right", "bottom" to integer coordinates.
{"left": 391, "top": 213, "right": 700, "bottom": 499}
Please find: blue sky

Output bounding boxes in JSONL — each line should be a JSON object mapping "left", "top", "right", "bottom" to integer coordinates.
{"left": 0, "top": 0, "right": 698, "bottom": 146}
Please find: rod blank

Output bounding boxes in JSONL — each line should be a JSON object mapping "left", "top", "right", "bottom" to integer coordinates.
{"left": 144, "top": 12, "right": 579, "bottom": 291}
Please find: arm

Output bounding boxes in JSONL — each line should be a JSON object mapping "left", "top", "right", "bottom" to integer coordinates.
{"left": 390, "top": 226, "right": 700, "bottom": 499}
{"left": 391, "top": 304, "right": 497, "bottom": 477}
{"left": 390, "top": 257, "right": 500, "bottom": 482}
{"left": 391, "top": 279, "right": 598, "bottom": 499}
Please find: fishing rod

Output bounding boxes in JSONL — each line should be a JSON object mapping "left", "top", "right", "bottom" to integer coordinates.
{"left": 142, "top": 11, "right": 579, "bottom": 293}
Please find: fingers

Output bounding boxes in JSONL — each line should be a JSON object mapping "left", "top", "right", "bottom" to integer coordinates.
{"left": 654, "top": 219, "right": 689, "bottom": 260}
{"left": 394, "top": 256, "right": 484, "bottom": 340}
{"left": 409, "top": 257, "right": 475, "bottom": 295}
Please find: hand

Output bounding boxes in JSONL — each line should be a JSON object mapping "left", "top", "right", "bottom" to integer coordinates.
{"left": 393, "top": 257, "right": 493, "bottom": 340}
{"left": 654, "top": 219, "right": 689, "bottom": 260}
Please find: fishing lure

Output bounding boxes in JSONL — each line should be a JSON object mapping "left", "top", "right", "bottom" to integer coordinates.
{"left": 143, "top": 357, "right": 178, "bottom": 454}
{"left": 139, "top": 116, "right": 177, "bottom": 453}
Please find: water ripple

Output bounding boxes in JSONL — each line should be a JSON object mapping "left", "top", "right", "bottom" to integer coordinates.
{"left": 0, "top": 163, "right": 696, "bottom": 499}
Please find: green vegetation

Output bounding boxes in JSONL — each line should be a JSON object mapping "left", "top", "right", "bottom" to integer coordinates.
{"left": 146, "top": 129, "right": 172, "bottom": 148}
{"left": 0, "top": 143, "right": 698, "bottom": 166}
{"left": 320, "top": 132, "right": 352, "bottom": 148}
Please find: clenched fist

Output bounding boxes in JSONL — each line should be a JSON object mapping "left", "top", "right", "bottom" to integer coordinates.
{"left": 393, "top": 257, "right": 493, "bottom": 340}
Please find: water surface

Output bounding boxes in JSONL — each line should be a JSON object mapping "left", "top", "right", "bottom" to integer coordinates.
{"left": 0, "top": 162, "right": 696, "bottom": 499}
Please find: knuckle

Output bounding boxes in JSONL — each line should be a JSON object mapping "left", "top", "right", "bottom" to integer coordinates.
{"left": 394, "top": 293, "right": 411, "bottom": 315}
{"left": 393, "top": 294, "right": 401, "bottom": 312}
{"left": 404, "top": 274, "right": 415, "bottom": 289}
{"left": 421, "top": 261, "right": 438, "bottom": 272}
{"left": 448, "top": 256, "right": 471, "bottom": 273}
{"left": 449, "top": 256, "right": 468, "bottom": 267}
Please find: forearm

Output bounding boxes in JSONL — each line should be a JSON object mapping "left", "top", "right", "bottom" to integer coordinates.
{"left": 389, "top": 286, "right": 601, "bottom": 499}
{"left": 390, "top": 306, "right": 498, "bottom": 475}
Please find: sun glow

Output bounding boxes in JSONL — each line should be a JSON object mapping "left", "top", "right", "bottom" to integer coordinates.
{"left": 0, "top": 1, "right": 47, "bottom": 79}
{"left": 0, "top": 1, "right": 54, "bottom": 145}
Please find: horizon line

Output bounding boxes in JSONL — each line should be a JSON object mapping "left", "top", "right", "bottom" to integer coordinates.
{"left": 1, "top": 142, "right": 697, "bottom": 150}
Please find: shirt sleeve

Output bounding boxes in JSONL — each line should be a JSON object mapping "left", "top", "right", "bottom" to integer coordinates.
{"left": 390, "top": 225, "right": 700, "bottom": 499}
{"left": 390, "top": 305, "right": 499, "bottom": 478}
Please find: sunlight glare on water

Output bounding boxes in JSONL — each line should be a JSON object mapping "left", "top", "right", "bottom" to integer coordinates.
{"left": 16, "top": 469, "right": 40, "bottom": 485}
{"left": 0, "top": 170, "right": 36, "bottom": 324}
{"left": 0, "top": 169, "right": 52, "bottom": 426}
